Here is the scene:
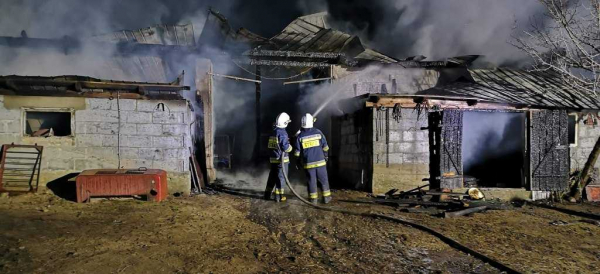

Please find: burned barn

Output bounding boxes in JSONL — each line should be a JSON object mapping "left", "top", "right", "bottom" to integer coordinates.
{"left": 0, "top": 75, "right": 195, "bottom": 193}
{"left": 332, "top": 67, "right": 600, "bottom": 200}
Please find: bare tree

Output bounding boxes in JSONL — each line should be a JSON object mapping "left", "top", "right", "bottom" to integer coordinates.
{"left": 513, "top": 0, "right": 600, "bottom": 198}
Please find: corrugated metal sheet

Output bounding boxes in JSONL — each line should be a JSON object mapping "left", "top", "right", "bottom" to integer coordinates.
{"left": 420, "top": 68, "right": 600, "bottom": 110}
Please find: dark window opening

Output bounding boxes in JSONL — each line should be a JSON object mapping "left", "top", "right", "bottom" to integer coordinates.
{"left": 25, "top": 111, "right": 72, "bottom": 137}
{"left": 462, "top": 111, "right": 526, "bottom": 188}
{"left": 568, "top": 114, "right": 577, "bottom": 146}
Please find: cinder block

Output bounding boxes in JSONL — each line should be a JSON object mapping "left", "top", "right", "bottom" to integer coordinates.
{"left": 397, "top": 142, "right": 415, "bottom": 153}
{"left": 124, "top": 111, "right": 153, "bottom": 124}
{"left": 153, "top": 112, "right": 184, "bottom": 124}
{"left": 118, "top": 148, "right": 139, "bottom": 159}
{"left": 75, "top": 159, "right": 116, "bottom": 170}
{"left": 403, "top": 131, "right": 416, "bottom": 142}
{"left": 164, "top": 148, "right": 188, "bottom": 159}
{"left": 111, "top": 99, "right": 136, "bottom": 111}
{"left": 75, "top": 110, "right": 119, "bottom": 123}
{"left": 0, "top": 106, "right": 21, "bottom": 120}
{"left": 415, "top": 142, "right": 429, "bottom": 153}
{"left": 87, "top": 98, "right": 112, "bottom": 110}
{"left": 153, "top": 136, "right": 183, "bottom": 148}
{"left": 47, "top": 159, "right": 74, "bottom": 170}
{"left": 153, "top": 159, "right": 183, "bottom": 172}
{"left": 123, "top": 136, "right": 153, "bottom": 148}
{"left": 76, "top": 134, "right": 104, "bottom": 147}
{"left": 388, "top": 153, "right": 404, "bottom": 164}
{"left": 0, "top": 133, "right": 21, "bottom": 144}
{"left": 120, "top": 159, "right": 152, "bottom": 169}
{"left": 93, "top": 122, "right": 118, "bottom": 134}
{"left": 2, "top": 120, "right": 21, "bottom": 133}
{"left": 137, "top": 100, "right": 188, "bottom": 112}
{"left": 137, "top": 124, "right": 163, "bottom": 136}
{"left": 138, "top": 148, "right": 164, "bottom": 160}
{"left": 45, "top": 147, "right": 86, "bottom": 160}
{"left": 163, "top": 124, "right": 187, "bottom": 136}
{"left": 389, "top": 131, "right": 401, "bottom": 142}
{"left": 86, "top": 147, "right": 117, "bottom": 161}
{"left": 119, "top": 123, "right": 137, "bottom": 135}
{"left": 102, "top": 135, "right": 118, "bottom": 147}
{"left": 416, "top": 131, "right": 428, "bottom": 141}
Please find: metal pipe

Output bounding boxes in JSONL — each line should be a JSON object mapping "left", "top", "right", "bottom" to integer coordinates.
{"left": 208, "top": 73, "right": 262, "bottom": 84}
{"left": 282, "top": 77, "right": 331, "bottom": 85}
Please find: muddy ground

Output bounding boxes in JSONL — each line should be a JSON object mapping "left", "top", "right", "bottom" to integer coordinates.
{"left": 0, "top": 184, "right": 599, "bottom": 274}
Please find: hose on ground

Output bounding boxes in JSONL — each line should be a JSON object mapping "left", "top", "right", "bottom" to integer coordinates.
{"left": 280, "top": 154, "right": 520, "bottom": 274}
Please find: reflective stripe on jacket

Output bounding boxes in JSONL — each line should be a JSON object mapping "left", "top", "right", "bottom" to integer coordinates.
{"left": 294, "top": 128, "right": 329, "bottom": 169}
{"left": 268, "top": 127, "right": 291, "bottom": 163}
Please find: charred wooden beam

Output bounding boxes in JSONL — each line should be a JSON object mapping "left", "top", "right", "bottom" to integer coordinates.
{"left": 0, "top": 79, "right": 189, "bottom": 92}
{"left": 245, "top": 50, "right": 346, "bottom": 59}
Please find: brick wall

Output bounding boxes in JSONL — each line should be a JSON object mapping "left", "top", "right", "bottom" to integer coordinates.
{"left": 0, "top": 95, "right": 194, "bottom": 194}
{"left": 371, "top": 108, "right": 429, "bottom": 194}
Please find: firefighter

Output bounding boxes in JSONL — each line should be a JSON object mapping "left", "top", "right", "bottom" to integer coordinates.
{"left": 294, "top": 113, "right": 332, "bottom": 204}
{"left": 264, "top": 112, "right": 292, "bottom": 202}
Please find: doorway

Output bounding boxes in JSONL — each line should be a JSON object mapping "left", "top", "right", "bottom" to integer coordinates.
{"left": 461, "top": 111, "right": 526, "bottom": 188}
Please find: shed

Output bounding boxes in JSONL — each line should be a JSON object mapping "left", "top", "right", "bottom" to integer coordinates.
{"left": 332, "top": 67, "right": 600, "bottom": 200}
{"left": 0, "top": 75, "right": 195, "bottom": 194}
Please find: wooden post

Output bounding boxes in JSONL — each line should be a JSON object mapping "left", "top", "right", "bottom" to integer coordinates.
{"left": 253, "top": 66, "right": 262, "bottom": 163}
{"left": 195, "top": 59, "right": 216, "bottom": 183}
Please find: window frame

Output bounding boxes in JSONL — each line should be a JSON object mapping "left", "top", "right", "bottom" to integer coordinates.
{"left": 22, "top": 107, "right": 75, "bottom": 138}
{"left": 568, "top": 113, "right": 578, "bottom": 147}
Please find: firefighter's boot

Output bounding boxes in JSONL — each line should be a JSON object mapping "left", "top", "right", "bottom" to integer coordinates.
{"left": 323, "top": 196, "right": 332, "bottom": 204}
{"left": 308, "top": 198, "right": 318, "bottom": 205}
{"left": 275, "top": 194, "right": 286, "bottom": 203}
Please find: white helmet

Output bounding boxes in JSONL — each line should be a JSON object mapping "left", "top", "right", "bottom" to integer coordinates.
{"left": 301, "top": 113, "right": 316, "bottom": 128}
{"left": 275, "top": 112, "right": 291, "bottom": 128}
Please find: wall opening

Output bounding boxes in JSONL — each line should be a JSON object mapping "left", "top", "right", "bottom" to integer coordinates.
{"left": 25, "top": 111, "right": 72, "bottom": 137}
{"left": 462, "top": 111, "right": 525, "bottom": 188}
{"left": 568, "top": 114, "right": 577, "bottom": 147}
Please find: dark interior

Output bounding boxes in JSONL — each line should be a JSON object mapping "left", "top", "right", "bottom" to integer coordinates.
{"left": 462, "top": 111, "right": 525, "bottom": 188}
{"left": 25, "top": 111, "right": 72, "bottom": 136}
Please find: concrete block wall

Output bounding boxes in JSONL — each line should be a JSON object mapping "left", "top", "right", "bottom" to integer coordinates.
{"left": 334, "top": 108, "right": 373, "bottom": 191}
{"left": 570, "top": 113, "right": 600, "bottom": 172}
{"left": 0, "top": 95, "right": 193, "bottom": 194}
{"left": 371, "top": 108, "right": 429, "bottom": 194}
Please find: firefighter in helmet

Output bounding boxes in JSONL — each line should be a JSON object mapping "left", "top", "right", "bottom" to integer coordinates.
{"left": 264, "top": 112, "right": 292, "bottom": 202}
{"left": 294, "top": 113, "right": 332, "bottom": 204}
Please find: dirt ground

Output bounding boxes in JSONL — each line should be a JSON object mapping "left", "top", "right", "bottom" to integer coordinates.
{"left": 1, "top": 184, "right": 599, "bottom": 274}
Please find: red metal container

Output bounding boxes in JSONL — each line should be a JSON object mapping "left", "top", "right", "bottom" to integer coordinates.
{"left": 585, "top": 185, "right": 600, "bottom": 202}
{"left": 75, "top": 168, "right": 168, "bottom": 203}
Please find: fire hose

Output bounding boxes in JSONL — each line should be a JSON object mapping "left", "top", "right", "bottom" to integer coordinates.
{"left": 280, "top": 152, "right": 520, "bottom": 273}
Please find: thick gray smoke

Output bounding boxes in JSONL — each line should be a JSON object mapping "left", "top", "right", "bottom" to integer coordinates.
{"left": 299, "top": 0, "right": 545, "bottom": 66}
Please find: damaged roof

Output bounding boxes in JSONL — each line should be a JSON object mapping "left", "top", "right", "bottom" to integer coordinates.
{"left": 0, "top": 75, "right": 190, "bottom": 100}
{"left": 417, "top": 68, "right": 600, "bottom": 110}
{"left": 253, "top": 12, "right": 398, "bottom": 65}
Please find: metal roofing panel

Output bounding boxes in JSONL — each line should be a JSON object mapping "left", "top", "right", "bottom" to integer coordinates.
{"left": 420, "top": 68, "right": 600, "bottom": 109}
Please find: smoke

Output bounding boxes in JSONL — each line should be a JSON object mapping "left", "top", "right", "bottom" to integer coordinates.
{"left": 297, "top": 0, "right": 546, "bottom": 66}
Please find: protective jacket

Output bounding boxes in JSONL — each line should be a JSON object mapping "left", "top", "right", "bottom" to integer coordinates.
{"left": 268, "top": 127, "right": 292, "bottom": 163}
{"left": 294, "top": 128, "right": 329, "bottom": 169}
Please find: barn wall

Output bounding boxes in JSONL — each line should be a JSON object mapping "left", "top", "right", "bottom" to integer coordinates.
{"left": 0, "top": 95, "right": 193, "bottom": 194}
{"left": 570, "top": 113, "right": 600, "bottom": 173}
{"left": 331, "top": 108, "right": 373, "bottom": 191}
{"left": 371, "top": 108, "right": 429, "bottom": 194}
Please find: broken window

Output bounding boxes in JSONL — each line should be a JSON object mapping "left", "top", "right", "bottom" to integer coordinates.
{"left": 25, "top": 111, "right": 72, "bottom": 137}
{"left": 568, "top": 114, "right": 578, "bottom": 147}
